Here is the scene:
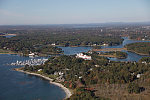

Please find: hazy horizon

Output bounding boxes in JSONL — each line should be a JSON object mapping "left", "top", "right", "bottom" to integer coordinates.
{"left": 0, "top": 0, "right": 150, "bottom": 25}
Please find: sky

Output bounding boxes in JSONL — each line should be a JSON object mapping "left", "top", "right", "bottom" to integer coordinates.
{"left": 0, "top": 0, "right": 150, "bottom": 25}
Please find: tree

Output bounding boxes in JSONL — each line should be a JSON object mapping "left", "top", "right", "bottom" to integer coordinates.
{"left": 128, "top": 83, "right": 140, "bottom": 93}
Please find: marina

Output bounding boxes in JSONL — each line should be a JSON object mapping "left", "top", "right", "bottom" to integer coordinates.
{"left": 10, "top": 58, "right": 48, "bottom": 66}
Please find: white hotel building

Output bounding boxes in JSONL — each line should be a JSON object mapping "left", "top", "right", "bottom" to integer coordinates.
{"left": 76, "top": 53, "right": 92, "bottom": 60}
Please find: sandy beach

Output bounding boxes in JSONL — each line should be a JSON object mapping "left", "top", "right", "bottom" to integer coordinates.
{"left": 17, "top": 70, "right": 72, "bottom": 99}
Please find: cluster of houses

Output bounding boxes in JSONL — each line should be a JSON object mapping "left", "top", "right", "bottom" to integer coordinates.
{"left": 54, "top": 71, "right": 65, "bottom": 82}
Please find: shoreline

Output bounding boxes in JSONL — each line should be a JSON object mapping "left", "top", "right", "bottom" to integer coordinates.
{"left": 92, "top": 48, "right": 150, "bottom": 56}
{"left": 127, "top": 50, "right": 150, "bottom": 56}
{"left": 0, "top": 53, "right": 18, "bottom": 54}
{"left": 17, "top": 70, "right": 72, "bottom": 99}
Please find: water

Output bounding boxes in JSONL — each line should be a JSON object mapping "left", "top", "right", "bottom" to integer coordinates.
{"left": 5, "top": 35, "right": 16, "bottom": 38}
{"left": 108, "top": 50, "right": 149, "bottom": 62}
{"left": 102, "top": 37, "right": 150, "bottom": 62}
{"left": 59, "top": 46, "right": 92, "bottom": 55}
{"left": 0, "top": 54, "right": 66, "bottom": 100}
{"left": 102, "top": 37, "right": 150, "bottom": 48}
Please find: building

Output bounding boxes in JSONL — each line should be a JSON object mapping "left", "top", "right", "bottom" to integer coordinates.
{"left": 38, "top": 69, "right": 42, "bottom": 72}
{"left": 103, "top": 43, "right": 108, "bottom": 46}
{"left": 137, "top": 74, "right": 141, "bottom": 78}
{"left": 51, "top": 43, "right": 56, "bottom": 46}
{"left": 76, "top": 53, "right": 92, "bottom": 60}
{"left": 29, "top": 53, "right": 35, "bottom": 56}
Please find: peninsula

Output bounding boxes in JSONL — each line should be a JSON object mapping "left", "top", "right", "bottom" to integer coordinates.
{"left": 15, "top": 52, "right": 150, "bottom": 100}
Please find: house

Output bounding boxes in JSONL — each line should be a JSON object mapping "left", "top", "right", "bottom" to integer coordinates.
{"left": 51, "top": 43, "right": 56, "bottom": 46}
{"left": 79, "top": 76, "right": 82, "bottom": 79}
{"left": 58, "top": 72, "right": 64, "bottom": 76}
{"left": 103, "top": 43, "right": 108, "bottom": 46}
{"left": 95, "top": 65, "right": 100, "bottom": 67}
{"left": 38, "top": 69, "right": 42, "bottom": 72}
{"left": 29, "top": 53, "right": 35, "bottom": 56}
{"left": 76, "top": 53, "right": 92, "bottom": 60}
{"left": 56, "top": 76, "right": 65, "bottom": 82}
{"left": 54, "top": 71, "right": 64, "bottom": 76}
{"left": 137, "top": 74, "right": 141, "bottom": 78}
{"left": 142, "top": 61, "right": 147, "bottom": 64}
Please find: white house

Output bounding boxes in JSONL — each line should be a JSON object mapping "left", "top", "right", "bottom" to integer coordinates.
{"left": 29, "top": 53, "right": 35, "bottom": 56}
{"left": 38, "top": 69, "right": 42, "bottom": 72}
{"left": 76, "top": 53, "right": 92, "bottom": 60}
{"left": 137, "top": 74, "right": 142, "bottom": 78}
{"left": 54, "top": 71, "right": 64, "bottom": 76}
{"left": 51, "top": 43, "right": 56, "bottom": 46}
{"left": 103, "top": 43, "right": 108, "bottom": 46}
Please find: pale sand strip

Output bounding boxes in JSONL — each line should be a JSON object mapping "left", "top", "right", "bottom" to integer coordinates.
{"left": 18, "top": 70, "right": 72, "bottom": 99}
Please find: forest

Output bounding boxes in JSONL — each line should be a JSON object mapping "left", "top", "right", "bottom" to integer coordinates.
{"left": 125, "top": 42, "right": 150, "bottom": 55}
{"left": 0, "top": 36, "right": 63, "bottom": 56}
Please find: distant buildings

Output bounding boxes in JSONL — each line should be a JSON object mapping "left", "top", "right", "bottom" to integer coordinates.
{"left": 76, "top": 53, "right": 92, "bottom": 60}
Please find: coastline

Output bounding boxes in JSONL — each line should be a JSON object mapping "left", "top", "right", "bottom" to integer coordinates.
{"left": 127, "top": 50, "right": 150, "bottom": 56}
{"left": 17, "top": 70, "right": 72, "bottom": 99}
{"left": 0, "top": 53, "right": 18, "bottom": 54}
{"left": 92, "top": 48, "right": 150, "bottom": 56}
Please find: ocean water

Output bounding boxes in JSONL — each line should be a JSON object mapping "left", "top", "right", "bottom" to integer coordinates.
{"left": 0, "top": 54, "right": 66, "bottom": 100}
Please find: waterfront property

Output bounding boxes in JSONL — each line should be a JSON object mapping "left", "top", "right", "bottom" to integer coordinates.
{"left": 76, "top": 53, "right": 92, "bottom": 60}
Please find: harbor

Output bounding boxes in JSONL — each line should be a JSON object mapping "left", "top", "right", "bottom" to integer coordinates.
{"left": 10, "top": 58, "right": 48, "bottom": 66}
